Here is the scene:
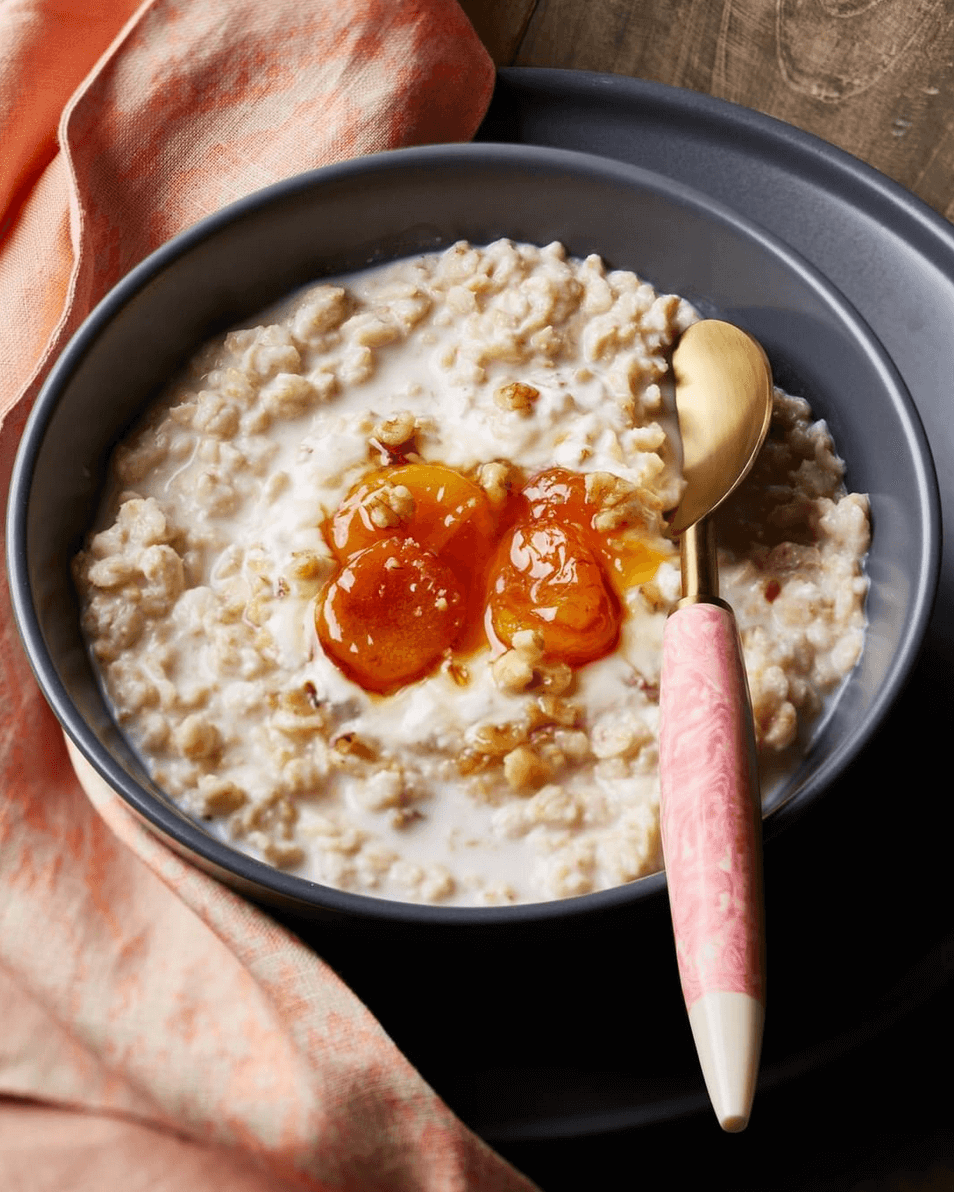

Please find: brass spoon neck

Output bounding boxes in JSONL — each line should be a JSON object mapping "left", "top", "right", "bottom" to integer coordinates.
{"left": 676, "top": 519, "right": 730, "bottom": 610}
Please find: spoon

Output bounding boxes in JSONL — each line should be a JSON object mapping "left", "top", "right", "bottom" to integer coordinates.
{"left": 659, "top": 319, "right": 773, "bottom": 1132}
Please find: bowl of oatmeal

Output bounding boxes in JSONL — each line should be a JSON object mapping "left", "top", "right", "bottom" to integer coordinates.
{"left": 8, "top": 143, "right": 939, "bottom": 923}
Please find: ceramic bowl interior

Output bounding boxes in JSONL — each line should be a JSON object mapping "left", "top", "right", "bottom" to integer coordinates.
{"left": 7, "top": 143, "right": 940, "bottom": 925}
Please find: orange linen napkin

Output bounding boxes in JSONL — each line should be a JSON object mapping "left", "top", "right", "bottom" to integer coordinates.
{"left": 0, "top": 2, "right": 540, "bottom": 1188}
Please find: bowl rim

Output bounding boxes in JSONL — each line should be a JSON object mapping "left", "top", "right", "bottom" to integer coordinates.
{"left": 7, "top": 140, "right": 942, "bottom": 925}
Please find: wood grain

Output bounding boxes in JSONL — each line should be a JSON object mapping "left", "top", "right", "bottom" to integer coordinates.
{"left": 458, "top": 0, "right": 538, "bottom": 68}
{"left": 468, "top": 0, "right": 954, "bottom": 222}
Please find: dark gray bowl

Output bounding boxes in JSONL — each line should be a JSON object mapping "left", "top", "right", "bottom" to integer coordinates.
{"left": 7, "top": 143, "right": 940, "bottom": 927}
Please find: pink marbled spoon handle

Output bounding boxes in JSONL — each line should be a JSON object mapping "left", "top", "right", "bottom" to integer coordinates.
{"left": 658, "top": 602, "right": 764, "bottom": 1010}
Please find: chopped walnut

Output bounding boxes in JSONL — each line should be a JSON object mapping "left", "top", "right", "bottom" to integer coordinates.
{"left": 492, "top": 631, "right": 574, "bottom": 695}
{"left": 532, "top": 694, "right": 581, "bottom": 728}
{"left": 456, "top": 751, "right": 486, "bottom": 777}
{"left": 503, "top": 744, "right": 554, "bottom": 792}
{"left": 494, "top": 381, "right": 539, "bottom": 415}
{"left": 551, "top": 728, "right": 591, "bottom": 763}
{"left": 525, "top": 720, "right": 592, "bottom": 774}
{"left": 365, "top": 483, "right": 415, "bottom": 529}
{"left": 538, "top": 661, "right": 573, "bottom": 694}
{"left": 491, "top": 649, "right": 535, "bottom": 693}
{"left": 493, "top": 651, "right": 574, "bottom": 696}
{"left": 476, "top": 460, "right": 521, "bottom": 510}
{"left": 471, "top": 721, "right": 529, "bottom": 757}
{"left": 372, "top": 410, "right": 417, "bottom": 448}
{"left": 511, "top": 629, "right": 544, "bottom": 662}
{"left": 585, "top": 471, "right": 646, "bottom": 532}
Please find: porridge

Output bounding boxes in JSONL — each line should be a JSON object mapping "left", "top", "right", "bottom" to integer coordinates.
{"left": 73, "top": 239, "right": 870, "bottom": 906}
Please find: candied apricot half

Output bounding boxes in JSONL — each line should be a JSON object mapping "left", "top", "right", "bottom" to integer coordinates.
{"left": 315, "top": 538, "right": 465, "bottom": 693}
{"left": 522, "top": 466, "right": 667, "bottom": 595}
{"left": 328, "top": 463, "right": 496, "bottom": 585}
{"left": 488, "top": 520, "right": 621, "bottom": 667}
{"left": 521, "top": 467, "right": 591, "bottom": 525}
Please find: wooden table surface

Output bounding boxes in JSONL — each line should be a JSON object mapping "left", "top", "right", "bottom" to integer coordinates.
{"left": 454, "top": 4, "right": 954, "bottom": 1190}
{"left": 461, "top": 0, "right": 954, "bottom": 224}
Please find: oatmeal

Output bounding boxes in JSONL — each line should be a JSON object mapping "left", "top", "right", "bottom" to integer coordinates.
{"left": 73, "top": 239, "right": 870, "bottom": 906}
